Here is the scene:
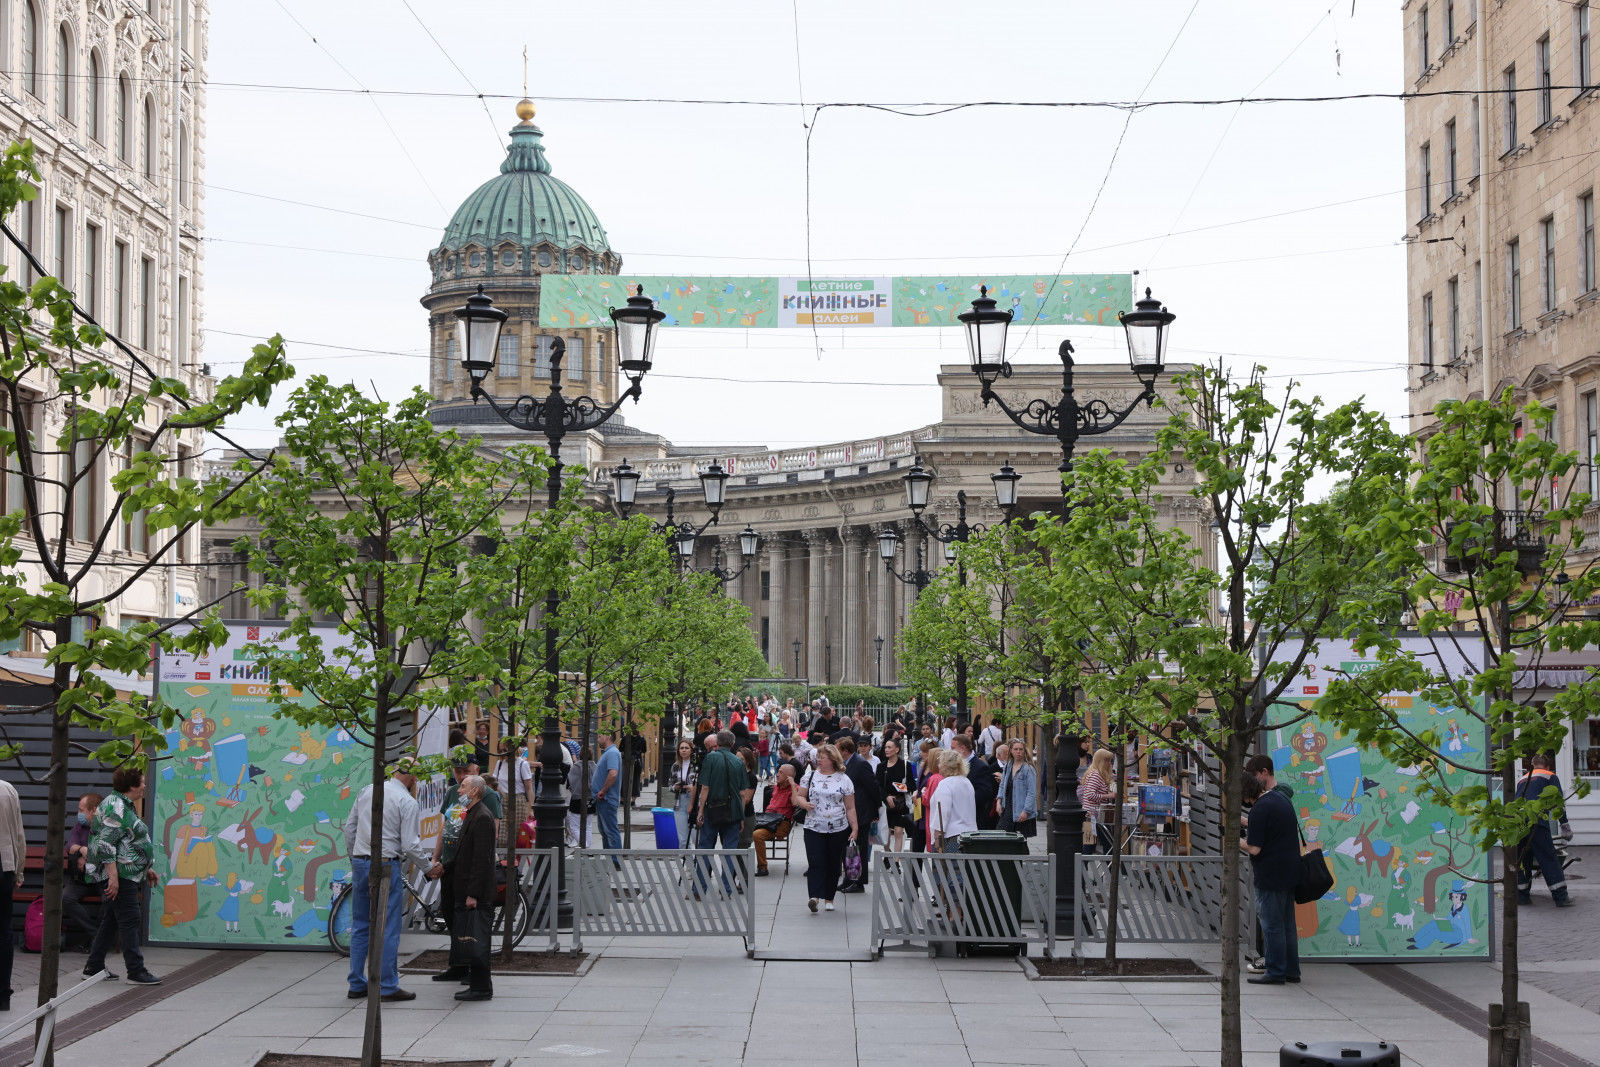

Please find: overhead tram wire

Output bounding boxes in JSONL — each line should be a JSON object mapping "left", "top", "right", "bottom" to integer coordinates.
{"left": 398, "top": 0, "right": 503, "bottom": 145}
{"left": 1013, "top": 0, "right": 1201, "bottom": 355}
{"left": 269, "top": 0, "right": 446, "bottom": 211}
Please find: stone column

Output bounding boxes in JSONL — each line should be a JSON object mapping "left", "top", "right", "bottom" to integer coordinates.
{"left": 874, "top": 523, "right": 896, "bottom": 684}
{"left": 804, "top": 530, "right": 827, "bottom": 680}
{"left": 841, "top": 527, "right": 862, "bottom": 684}
{"left": 767, "top": 536, "right": 787, "bottom": 675}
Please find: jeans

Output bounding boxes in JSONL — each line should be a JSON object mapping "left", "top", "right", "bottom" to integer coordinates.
{"left": 803, "top": 827, "right": 851, "bottom": 902}
{"left": 1254, "top": 885, "right": 1300, "bottom": 981}
{"left": 347, "top": 858, "right": 405, "bottom": 995}
{"left": 672, "top": 793, "right": 694, "bottom": 849}
{"left": 759, "top": 755, "right": 777, "bottom": 777}
{"left": 695, "top": 819, "right": 743, "bottom": 894}
{"left": 595, "top": 800, "right": 622, "bottom": 851}
{"left": 85, "top": 876, "right": 145, "bottom": 979}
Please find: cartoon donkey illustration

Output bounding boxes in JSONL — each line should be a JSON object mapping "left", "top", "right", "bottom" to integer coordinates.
{"left": 1349, "top": 819, "right": 1400, "bottom": 878}
{"left": 233, "top": 807, "right": 280, "bottom": 866}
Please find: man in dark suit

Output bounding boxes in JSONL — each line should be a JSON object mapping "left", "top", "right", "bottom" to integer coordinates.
{"left": 836, "top": 736, "right": 881, "bottom": 893}
{"left": 446, "top": 774, "right": 496, "bottom": 1002}
{"left": 952, "top": 734, "right": 999, "bottom": 831}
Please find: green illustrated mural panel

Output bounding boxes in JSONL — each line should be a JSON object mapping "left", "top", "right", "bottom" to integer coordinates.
{"left": 148, "top": 622, "right": 366, "bottom": 949}
{"left": 537, "top": 274, "right": 1133, "bottom": 329}
{"left": 1268, "top": 637, "right": 1490, "bottom": 961}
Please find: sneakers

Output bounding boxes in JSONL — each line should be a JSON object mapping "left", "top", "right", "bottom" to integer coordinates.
{"left": 807, "top": 897, "right": 818, "bottom": 913}
{"left": 83, "top": 966, "right": 118, "bottom": 981}
{"left": 1246, "top": 959, "right": 1265, "bottom": 974}
{"left": 127, "top": 972, "right": 162, "bottom": 986}
{"left": 825, "top": 901, "right": 835, "bottom": 912}
{"left": 754, "top": 868, "right": 770, "bottom": 877}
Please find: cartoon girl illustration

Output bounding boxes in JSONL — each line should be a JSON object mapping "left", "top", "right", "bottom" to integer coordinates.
{"left": 172, "top": 803, "right": 221, "bottom": 885}
{"left": 1386, "top": 858, "right": 1412, "bottom": 918}
{"left": 218, "top": 872, "right": 250, "bottom": 933}
{"left": 1328, "top": 884, "right": 1376, "bottom": 946}
{"left": 1409, "top": 879, "right": 1475, "bottom": 950}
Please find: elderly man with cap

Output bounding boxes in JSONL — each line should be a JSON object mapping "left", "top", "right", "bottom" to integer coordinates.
{"left": 343, "top": 756, "right": 432, "bottom": 1002}
{"left": 426, "top": 755, "right": 502, "bottom": 984}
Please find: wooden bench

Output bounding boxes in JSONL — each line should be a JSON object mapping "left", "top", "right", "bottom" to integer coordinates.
{"left": 14, "top": 845, "right": 103, "bottom": 907}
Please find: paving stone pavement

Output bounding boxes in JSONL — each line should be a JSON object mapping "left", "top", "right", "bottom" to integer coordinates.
{"left": 1514, "top": 845, "right": 1600, "bottom": 1015}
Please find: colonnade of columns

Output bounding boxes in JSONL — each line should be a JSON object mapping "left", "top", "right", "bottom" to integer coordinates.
{"left": 696, "top": 522, "right": 938, "bottom": 686}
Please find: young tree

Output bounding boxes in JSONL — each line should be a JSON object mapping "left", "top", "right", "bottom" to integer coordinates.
{"left": 1322, "top": 392, "right": 1599, "bottom": 1067}
{"left": 241, "top": 378, "right": 512, "bottom": 1067}
{"left": 0, "top": 140, "right": 292, "bottom": 1046}
{"left": 1025, "top": 365, "right": 1408, "bottom": 1066}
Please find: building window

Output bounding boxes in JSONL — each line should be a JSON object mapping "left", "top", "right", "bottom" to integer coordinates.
{"left": 71, "top": 437, "right": 98, "bottom": 544}
{"left": 534, "top": 335, "right": 553, "bottom": 377}
{"left": 1503, "top": 66, "right": 1518, "bottom": 153}
{"left": 761, "top": 570, "right": 771, "bottom": 600}
{"left": 497, "top": 333, "right": 519, "bottom": 377}
{"left": 1581, "top": 3, "right": 1594, "bottom": 89}
{"left": 176, "top": 448, "right": 192, "bottom": 562}
{"left": 21, "top": 2, "right": 39, "bottom": 98}
{"left": 115, "top": 76, "right": 130, "bottom": 162}
{"left": 1444, "top": 121, "right": 1457, "bottom": 198}
{"left": 178, "top": 123, "right": 190, "bottom": 206}
{"left": 1541, "top": 216, "right": 1557, "bottom": 312}
{"left": 56, "top": 22, "right": 72, "bottom": 120}
{"left": 567, "top": 336, "right": 584, "bottom": 380}
{"left": 1445, "top": 1, "right": 1455, "bottom": 40}
{"left": 1447, "top": 276, "right": 1460, "bottom": 360}
{"left": 83, "top": 223, "right": 99, "bottom": 318}
{"left": 443, "top": 336, "right": 456, "bottom": 382}
{"left": 1508, "top": 238, "right": 1523, "bottom": 329}
{"left": 2, "top": 396, "right": 38, "bottom": 521}
{"left": 1420, "top": 142, "right": 1432, "bottom": 218}
{"left": 1419, "top": 5, "right": 1431, "bottom": 75}
{"left": 1422, "top": 292, "right": 1435, "bottom": 369}
{"left": 177, "top": 275, "right": 189, "bottom": 362}
{"left": 1471, "top": 99, "right": 1482, "bottom": 178}
{"left": 179, "top": 0, "right": 190, "bottom": 54}
{"left": 17, "top": 196, "right": 35, "bottom": 285}
{"left": 113, "top": 240, "right": 128, "bottom": 337}
{"left": 1473, "top": 259, "right": 1483, "bottom": 347}
{"left": 1537, "top": 35, "right": 1553, "bottom": 127}
{"left": 88, "top": 50, "right": 104, "bottom": 142}
{"left": 52, "top": 205, "right": 69, "bottom": 282}
{"left": 139, "top": 255, "right": 154, "bottom": 350}
{"left": 1586, "top": 391, "right": 1599, "bottom": 497}
{"left": 142, "top": 96, "right": 156, "bottom": 181}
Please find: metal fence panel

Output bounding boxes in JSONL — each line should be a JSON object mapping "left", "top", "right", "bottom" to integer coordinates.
{"left": 571, "top": 847, "right": 756, "bottom": 955}
{"left": 517, "top": 847, "right": 559, "bottom": 953}
{"left": 1074, "top": 854, "right": 1256, "bottom": 945}
{"left": 871, "top": 851, "right": 1056, "bottom": 958}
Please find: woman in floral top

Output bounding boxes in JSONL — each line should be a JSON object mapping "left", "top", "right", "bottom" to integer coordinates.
{"left": 793, "top": 744, "right": 858, "bottom": 914}
{"left": 85, "top": 765, "right": 162, "bottom": 985}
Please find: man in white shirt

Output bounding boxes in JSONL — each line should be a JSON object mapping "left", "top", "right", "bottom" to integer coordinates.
{"left": 0, "top": 778, "right": 24, "bottom": 1011}
{"left": 978, "top": 721, "right": 1004, "bottom": 759}
{"left": 343, "top": 757, "right": 431, "bottom": 1002}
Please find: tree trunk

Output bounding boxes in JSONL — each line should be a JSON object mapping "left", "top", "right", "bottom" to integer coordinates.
{"left": 35, "top": 620, "right": 73, "bottom": 1067}
{"left": 499, "top": 699, "right": 525, "bottom": 964}
{"left": 1496, "top": 707, "right": 1524, "bottom": 1066}
{"left": 360, "top": 689, "right": 390, "bottom": 1067}
{"left": 1105, "top": 737, "right": 1126, "bottom": 963}
{"left": 1218, "top": 731, "right": 1248, "bottom": 1067}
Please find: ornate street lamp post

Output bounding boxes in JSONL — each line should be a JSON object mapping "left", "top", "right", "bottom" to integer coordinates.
{"left": 456, "top": 283, "right": 664, "bottom": 916}
{"left": 959, "top": 283, "right": 1176, "bottom": 929}
{"left": 792, "top": 639, "right": 802, "bottom": 680}
{"left": 882, "top": 459, "right": 986, "bottom": 725}
{"left": 874, "top": 635, "right": 885, "bottom": 688}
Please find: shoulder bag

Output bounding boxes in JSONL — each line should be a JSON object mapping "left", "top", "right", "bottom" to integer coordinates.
{"left": 1293, "top": 824, "right": 1334, "bottom": 905}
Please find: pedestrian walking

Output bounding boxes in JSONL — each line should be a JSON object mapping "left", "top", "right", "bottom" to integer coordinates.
{"left": 343, "top": 756, "right": 431, "bottom": 1002}
{"left": 1241, "top": 755, "right": 1303, "bottom": 985}
{"left": 737, "top": 746, "right": 760, "bottom": 849}
{"left": 592, "top": 734, "right": 623, "bottom": 852}
{"left": 928, "top": 749, "right": 977, "bottom": 923}
{"left": 837, "top": 737, "right": 880, "bottom": 892}
{"left": 793, "top": 744, "right": 858, "bottom": 913}
{"left": 951, "top": 734, "right": 997, "bottom": 831}
{"left": 0, "top": 777, "right": 23, "bottom": 1007}
{"left": 997, "top": 739, "right": 1039, "bottom": 837}
{"left": 695, "top": 730, "right": 751, "bottom": 896}
{"left": 1516, "top": 753, "right": 1573, "bottom": 906}
{"left": 82, "top": 766, "right": 162, "bottom": 986}
{"left": 667, "top": 739, "right": 697, "bottom": 848}
{"left": 1078, "top": 748, "right": 1116, "bottom": 853}
{"left": 877, "top": 739, "right": 918, "bottom": 853}
{"left": 442, "top": 774, "right": 496, "bottom": 1001}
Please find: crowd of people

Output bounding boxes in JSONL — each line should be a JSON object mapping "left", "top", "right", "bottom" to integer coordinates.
{"left": 664, "top": 694, "right": 1043, "bottom": 915}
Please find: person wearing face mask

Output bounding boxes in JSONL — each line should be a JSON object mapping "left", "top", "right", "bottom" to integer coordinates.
{"left": 61, "top": 792, "right": 103, "bottom": 952}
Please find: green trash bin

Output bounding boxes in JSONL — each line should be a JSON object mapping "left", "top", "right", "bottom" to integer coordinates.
{"left": 957, "top": 830, "right": 1028, "bottom": 955}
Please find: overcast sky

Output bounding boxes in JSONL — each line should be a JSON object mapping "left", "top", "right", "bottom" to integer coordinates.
{"left": 202, "top": 1, "right": 1405, "bottom": 456}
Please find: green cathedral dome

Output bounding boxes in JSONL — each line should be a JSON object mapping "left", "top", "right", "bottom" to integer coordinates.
{"left": 437, "top": 119, "right": 611, "bottom": 255}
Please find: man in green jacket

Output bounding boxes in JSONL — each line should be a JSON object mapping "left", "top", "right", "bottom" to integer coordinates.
{"left": 84, "top": 765, "right": 162, "bottom": 985}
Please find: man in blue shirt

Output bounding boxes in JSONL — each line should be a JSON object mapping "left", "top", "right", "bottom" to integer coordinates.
{"left": 1242, "top": 754, "right": 1302, "bottom": 985}
{"left": 591, "top": 735, "right": 623, "bottom": 853}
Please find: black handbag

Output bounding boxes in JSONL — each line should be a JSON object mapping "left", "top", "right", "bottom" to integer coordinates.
{"left": 450, "top": 903, "right": 492, "bottom": 971}
{"left": 752, "top": 811, "right": 788, "bottom": 832}
{"left": 1293, "top": 828, "right": 1334, "bottom": 905}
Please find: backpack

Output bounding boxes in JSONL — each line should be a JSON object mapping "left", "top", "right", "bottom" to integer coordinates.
{"left": 23, "top": 898, "right": 44, "bottom": 953}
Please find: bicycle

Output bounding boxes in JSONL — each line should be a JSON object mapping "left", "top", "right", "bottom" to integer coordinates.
{"left": 328, "top": 861, "right": 533, "bottom": 956}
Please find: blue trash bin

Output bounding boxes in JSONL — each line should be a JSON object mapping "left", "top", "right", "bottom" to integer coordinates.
{"left": 652, "top": 806, "right": 679, "bottom": 850}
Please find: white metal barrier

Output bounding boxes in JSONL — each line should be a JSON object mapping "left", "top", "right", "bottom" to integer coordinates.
{"left": 570, "top": 847, "right": 757, "bottom": 955}
{"left": 0, "top": 969, "right": 110, "bottom": 1066}
{"left": 1075, "top": 853, "right": 1256, "bottom": 945}
{"left": 871, "top": 851, "right": 1057, "bottom": 958}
